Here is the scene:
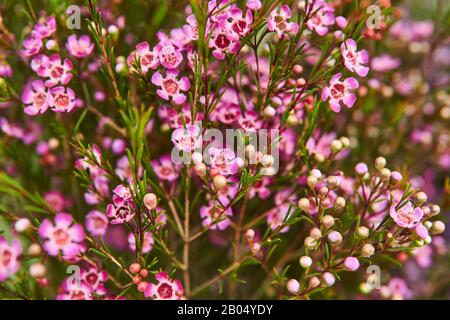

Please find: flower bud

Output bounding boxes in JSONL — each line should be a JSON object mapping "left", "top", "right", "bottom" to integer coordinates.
{"left": 424, "top": 236, "right": 432, "bottom": 244}
{"left": 430, "top": 204, "right": 440, "bottom": 216}
{"left": 29, "top": 263, "right": 46, "bottom": 278}
{"left": 380, "top": 168, "right": 391, "bottom": 181}
{"left": 143, "top": 193, "right": 158, "bottom": 210}
{"left": 261, "top": 166, "right": 276, "bottom": 176}
{"left": 137, "top": 281, "right": 148, "bottom": 292}
{"left": 304, "top": 236, "right": 317, "bottom": 250}
{"left": 28, "top": 244, "right": 42, "bottom": 256}
{"left": 133, "top": 275, "right": 142, "bottom": 284}
{"left": 331, "top": 140, "right": 343, "bottom": 153}
{"left": 430, "top": 221, "right": 445, "bottom": 235}
{"left": 14, "top": 218, "right": 31, "bottom": 233}
{"left": 307, "top": 175, "right": 318, "bottom": 188}
{"left": 139, "top": 269, "right": 149, "bottom": 278}
{"left": 309, "top": 276, "right": 321, "bottom": 289}
{"left": 245, "top": 229, "right": 255, "bottom": 240}
{"left": 193, "top": 163, "right": 207, "bottom": 177}
{"left": 423, "top": 221, "right": 432, "bottom": 230}
{"left": 361, "top": 243, "right": 375, "bottom": 258}
{"left": 210, "top": 167, "right": 220, "bottom": 177}
{"left": 374, "top": 156, "right": 386, "bottom": 170}
{"left": 339, "top": 137, "right": 350, "bottom": 148}
{"left": 390, "top": 171, "right": 403, "bottom": 184}
{"left": 327, "top": 231, "right": 342, "bottom": 246}
{"left": 261, "top": 154, "right": 274, "bottom": 168}
{"left": 322, "top": 215, "right": 335, "bottom": 228}
{"left": 414, "top": 191, "right": 427, "bottom": 206}
{"left": 298, "top": 198, "right": 310, "bottom": 212}
{"left": 129, "top": 263, "right": 141, "bottom": 274}
{"left": 245, "top": 145, "right": 256, "bottom": 160}
{"left": 213, "top": 175, "right": 227, "bottom": 190}
{"left": 318, "top": 186, "right": 328, "bottom": 197}
{"left": 286, "top": 113, "right": 298, "bottom": 127}
{"left": 299, "top": 255, "right": 312, "bottom": 268}
{"left": 322, "top": 272, "right": 335, "bottom": 287}
{"left": 334, "top": 197, "right": 346, "bottom": 210}
{"left": 327, "top": 176, "right": 340, "bottom": 189}
{"left": 191, "top": 152, "right": 203, "bottom": 164}
{"left": 287, "top": 279, "right": 300, "bottom": 294}
{"left": 293, "top": 64, "right": 303, "bottom": 74}
{"left": 355, "top": 163, "right": 368, "bottom": 176}
{"left": 309, "top": 227, "right": 322, "bottom": 240}
{"left": 344, "top": 256, "right": 360, "bottom": 271}
{"left": 310, "top": 169, "right": 322, "bottom": 178}
{"left": 356, "top": 226, "right": 370, "bottom": 239}
{"left": 251, "top": 242, "right": 261, "bottom": 253}
{"left": 263, "top": 106, "right": 276, "bottom": 119}
{"left": 314, "top": 153, "right": 325, "bottom": 163}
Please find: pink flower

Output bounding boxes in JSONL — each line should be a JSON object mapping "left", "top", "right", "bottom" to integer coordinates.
{"left": 208, "top": 147, "right": 243, "bottom": 176}
{"left": 0, "top": 237, "right": 22, "bottom": 281}
{"left": 266, "top": 204, "right": 292, "bottom": 233}
{"left": 208, "top": 28, "right": 240, "bottom": 60}
{"left": 183, "top": 15, "right": 199, "bottom": 41}
{"left": 156, "top": 40, "right": 183, "bottom": 69}
{"left": 106, "top": 185, "right": 135, "bottom": 224}
{"left": 86, "top": 210, "right": 109, "bottom": 236}
{"left": 268, "top": 5, "right": 299, "bottom": 38}
{"left": 388, "top": 277, "right": 411, "bottom": 299}
{"left": 344, "top": 256, "right": 360, "bottom": 271}
{"left": 66, "top": 35, "right": 94, "bottom": 58}
{"left": 31, "top": 54, "right": 73, "bottom": 87}
{"left": 219, "top": 7, "right": 253, "bottom": 37}
{"left": 22, "top": 31, "right": 43, "bottom": 57}
{"left": 200, "top": 201, "right": 233, "bottom": 230}
{"left": 81, "top": 267, "right": 108, "bottom": 295}
{"left": 128, "top": 232, "right": 154, "bottom": 254}
{"left": 371, "top": 54, "right": 401, "bottom": 72}
{"left": 306, "top": 0, "right": 335, "bottom": 36}
{"left": 21, "top": 80, "right": 50, "bottom": 115}
{"left": 57, "top": 280, "right": 93, "bottom": 300}
{"left": 247, "top": 0, "right": 262, "bottom": 11}
{"left": 75, "top": 144, "right": 104, "bottom": 177}
{"left": 248, "top": 177, "right": 272, "bottom": 199}
{"left": 47, "top": 86, "right": 76, "bottom": 112}
{"left": 171, "top": 124, "right": 202, "bottom": 152}
{"left": 144, "top": 272, "right": 184, "bottom": 300}
{"left": 340, "top": 39, "right": 369, "bottom": 77}
{"left": 321, "top": 73, "right": 359, "bottom": 112}
{"left": 390, "top": 201, "right": 423, "bottom": 229}
{"left": 44, "top": 191, "right": 67, "bottom": 212}
{"left": 151, "top": 155, "right": 180, "bottom": 182}
{"left": 0, "top": 61, "right": 13, "bottom": 77}
{"left": 38, "top": 213, "right": 86, "bottom": 258}
{"left": 33, "top": 16, "right": 56, "bottom": 38}
{"left": 127, "top": 41, "right": 159, "bottom": 74}
{"left": 151, "top": 69, "right": 190, "bottom": 104}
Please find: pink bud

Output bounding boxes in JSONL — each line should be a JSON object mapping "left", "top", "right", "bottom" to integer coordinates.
{"left": 143, "top": 193, "right": 158, "bottom": 210}
{"left": 129, "top": 263, "right": 141, "bottom": 274}
{"left": 344, "top": 256, "right": 360, "bottom": 271}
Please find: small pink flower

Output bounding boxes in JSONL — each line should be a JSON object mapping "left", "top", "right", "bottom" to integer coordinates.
{"left": 44, "top": 191, "right": 67, "bottom": 212}
{"left": 151, "top": 69, "right": 190, "bottom": 104}
{"left": 371, "top": 54, "right": 401, "bottom": 73}
{"left": 321, "top": 73, "right": 359, "bottom": 112}
{"left": 127, "top": 41, "right": 159, "bottom": 74}
{"left": 156, "top": 40, "right": 183, "bottom": 69}
{"left": 21, "top": 80, "right": 50, "bottom": 115}
{"left": 66, "top": 35, "right": 94, "bottom": 58}
{"left": 33, "top": 16, "right": 56, "bottom": 38}
{"left": 22, "top": 31, "right": 43, "bottom": 57}
{"left": 341, "top": 39, "right": 369, "bottom": 77}
{"left": 219, "top": 7, "right": 253, "bottom": 37}
{"left": 171, "top": 124, "right": 202, "bottom": 153}
{"left": 183, "top": 14, "right": 199, "bottom": 41}
{"left": 390, "top": 201, "right": 423, "bottom": 229}
{"left": 208, "top": 147, "right": 243, "bottom": 176}
{"left": 144, "top": 272, "right": 184, "bottom": 300}
{"left": 266, "top": 204, "right": 292, "bottom": 233}
{"left": 208, "top": 28, "right": 240, "bottom": 60}
{"left": 47, "top": 86, "right": 76, "bottom": 112}
{"left": 0, "top": 236, "right": 22, "bottom": 281}
{"left": 200, "top": 201, "right": 233, "bottom": 230}
{"left": 151, "top": 155, "right": 180, "bottom": 182}
{"left": 247, "top": 0, "right": 262, "bottom": 11}
{"left": 86, "top": 210, "right": 109, "bottom": 236}
{"left": 0, "top": 61, "right": 13, "bottom": 77}
{"left": 106, "top": 185, "right": 135, "bottom": 224}
{"left": 306, "top": 0, "right": 335, "bottom": 36}
{"left": 388, "top": 277, "right": 411, "bottom": 299}
{"left": 32, "top": 54, "right": 73, "bottom": 87}
{"left": 268, "top": 5, "right": 299, "bottom": 38}
{"left": 38, "top": 213, "right": 86, "bottom": 258}
{"left": 344, "top": 256, "right": 360, "bottom": 271}
{"left": 128, "top": 232, "right": 154, "bottom": 254}
{"left": 81, "top": 267, "right": 108, "bottom": 295}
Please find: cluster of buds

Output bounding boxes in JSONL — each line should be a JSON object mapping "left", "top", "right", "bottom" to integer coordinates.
{"left": 129, "top": 262, "right": 150, "bottom": 292}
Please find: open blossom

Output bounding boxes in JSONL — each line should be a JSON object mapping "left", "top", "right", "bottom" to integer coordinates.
{"left": 66, "top": 35, "right": 94, "bottom": 58}
{"left": 127, "top": 41, "right": 159, "bottom": 74}
{"left": 45, "top": 191, "right": 68, "bottom": 212}
{"left": 22, "top": 80, "right": 50, "bottom": 115}
{"left": 106, "top": 185, "right": 135, "bottom": 224}
{"left": 128, "top": 232, "right": 154, "bottom": 254}
{"left": 321, "top": 73, "right": 359, "bottom": 112}
{"left": 267, "top": 5, "right": 299, "bottom": 38}
{"left": 183, "top": 15, "right": 199, "bottom": 41}
{"left": 266, "top": 204, "right": 292, "bottom": 233}
{"left": 341, "top": 39, "right": 369, "bottom": 77}
{"left": 151, "top": 69, "right": 190, "bottom": 104}
{"left": 209, "top": 28, "right": 240, "bottom": 60}
{"left": 200, "top": 201, "right": 233, "bottom": 230}
{"left": 47, "top": 86, "right": 76, "bottom": 112}
{"left": 85, "top": 210, "right": 109, "bottom": 236}
{"left": 306, "top": 0, "right": 335, "bottom": 36}
{"left": 156, "top": 40, "right": 183, "bottom": 69}
{"left": 171, "top": 124, "right": 202, "bottom": 152}
{"left": 151, "top": 155, "right": 180, "bottom": 182}
{"left": 33, "top": 16, "right": 56, "bottom": 38}
{"left": 31, "top": 54, "right": 73, "bottom": 87}
{"left": 38, "top": 213, "right": 86, "bottom": 258}
{"left": 390, "top": 201, "right": 423, "bottom": 228}
{"left": 208, "top": 147, "right": 243, "bottom": 176}
{"left": 144, "top": 272, "right": 184, "bottom": 300}
{"left": 57, "top": 280, "right": 93, "bottom": 300}
{"left": 219, "top": 7, "right": 253, "bottom": 38}
{"left": 0, "top": 237, "right": 22, "bottom": 281}
{"left": 22, "top": 31, "right": 43, "bottom": 57}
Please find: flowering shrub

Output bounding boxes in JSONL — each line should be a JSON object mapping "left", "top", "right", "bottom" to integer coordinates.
{"left": 0, "top": 0, "right": 448, "bottom": 300}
